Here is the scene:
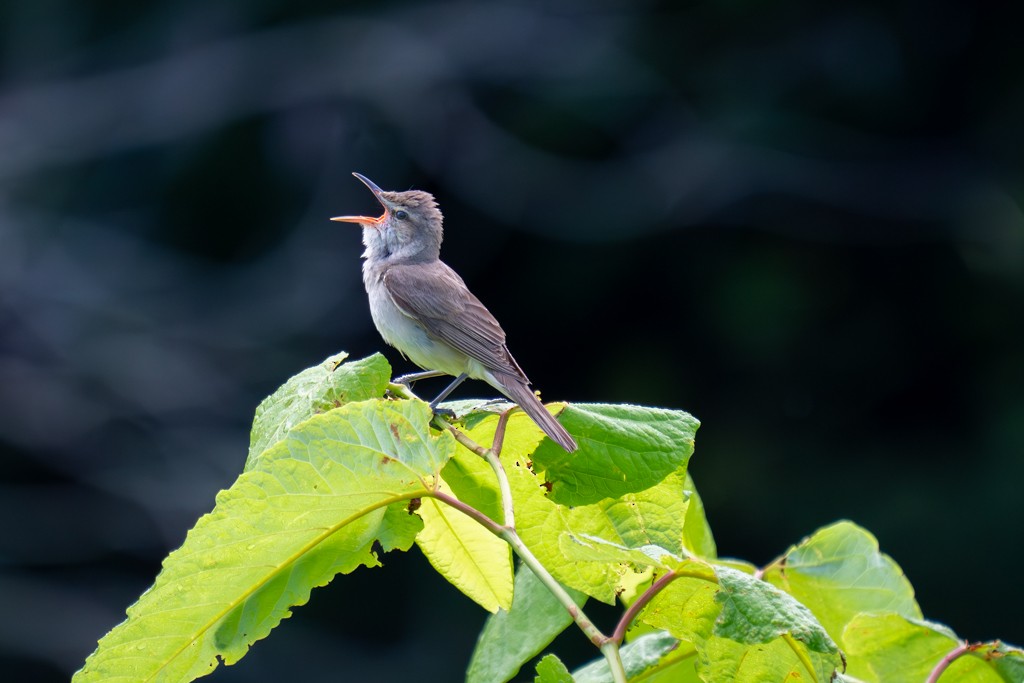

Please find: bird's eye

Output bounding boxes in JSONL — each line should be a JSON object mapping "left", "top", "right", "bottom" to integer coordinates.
{"left": 394, "top": 210, "right": 409, "bottom": 220}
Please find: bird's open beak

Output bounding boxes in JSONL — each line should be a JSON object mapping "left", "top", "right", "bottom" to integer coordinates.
{"left": 330, "top": 172, "right": 388, "bottom": 227}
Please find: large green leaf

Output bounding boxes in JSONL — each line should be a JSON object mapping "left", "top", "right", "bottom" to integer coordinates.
{"left": 843, "top": 612, "right": 1024, "bottom": 683}
{"left": 246, "top": 352, "right": 391, "bottom": 469}
{"left": 531, "top": 404, "right": 699, "bottom": 506}
{"left": 467, "top": 564, "right": 588, "bottom": 683}
{"left": 761, "top": 521, "right": 920, "bottom": 649}
{"left": 74, "top": 399, "right": 451, "bottom": 683}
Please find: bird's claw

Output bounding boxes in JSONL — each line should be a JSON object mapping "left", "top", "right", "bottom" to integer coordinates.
{"left": 431, "top": 406, "right": 457, "bottom": 419}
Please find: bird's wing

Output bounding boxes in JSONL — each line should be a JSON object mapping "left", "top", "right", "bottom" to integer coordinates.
{"left": 382, "top": 262, "right": 528, "bottom": 380}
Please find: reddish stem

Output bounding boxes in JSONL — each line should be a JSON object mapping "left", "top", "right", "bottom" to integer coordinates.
{"left": 925, "top": 642, "right": 971, "bottom": 683}
{"left": 612, "top": 570, "right": 679, "bottom": 643}
{"left": 428, "top": 490, "right": 505, "bottom": 536}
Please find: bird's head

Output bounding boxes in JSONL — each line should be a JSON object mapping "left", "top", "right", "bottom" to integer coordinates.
{"left": 331, "top": 173, "right": 444, "bottom": 262}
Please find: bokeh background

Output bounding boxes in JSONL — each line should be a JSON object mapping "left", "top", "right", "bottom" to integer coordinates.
{"left": 2, "top": 1, "right": 1022, "bottom": 680}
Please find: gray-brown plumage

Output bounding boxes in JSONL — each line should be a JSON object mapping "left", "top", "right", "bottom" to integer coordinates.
{"left": 331, "top": 173, "right": 577, "bottom": 452}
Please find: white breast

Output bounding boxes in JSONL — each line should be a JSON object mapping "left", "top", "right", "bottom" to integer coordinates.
{"left": 366, "top": 278, "right": 472, "bottom": 378}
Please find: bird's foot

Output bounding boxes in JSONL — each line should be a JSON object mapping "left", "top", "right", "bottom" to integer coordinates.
{"left": 430, "top": 405, "right": 457, "bottom": 420}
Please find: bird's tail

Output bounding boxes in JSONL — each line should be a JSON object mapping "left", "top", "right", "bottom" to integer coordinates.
{"left": 493, "top": 376, "right": 578, "bottom": 452}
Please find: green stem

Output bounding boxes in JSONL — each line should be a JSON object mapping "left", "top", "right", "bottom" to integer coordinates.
{"left": 601, "top": 640, "right": 629, "bottom": 682}
{"left": 443, "top": 410, "right": 516, "bottom": 528}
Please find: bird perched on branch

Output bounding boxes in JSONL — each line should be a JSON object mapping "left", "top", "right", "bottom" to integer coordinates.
{"left": 331, "top": 173, "right": 577, "bottom": 452}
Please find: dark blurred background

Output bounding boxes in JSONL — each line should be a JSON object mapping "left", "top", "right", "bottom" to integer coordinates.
{"left": 2, "top": 0, "right": 1022, "bottom": 680}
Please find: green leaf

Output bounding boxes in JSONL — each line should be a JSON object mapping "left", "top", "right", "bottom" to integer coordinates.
{"left": 699, "top": 634, "right": 834, "bottom": 683}
{"left": 639, "top": 569, "right": 721, "bottom": 642}
{"left": 502, "top": 456, "right": 646, "bottom": 604}
{"left": 761, "top": 520, "right": 921, "bottom": 649}
{"left": 628, "top": 641, "right": 702, "bottom": 683}
{"left": 714, "top": 566, "right": 836, "bottom": 652}
{"left": 573, "top": 631, "right": 680, "bottom": 683}
{"left": 534, "top": 654, "right": 575, "bottom": 683}
{"left": 416, "top": 477, "right": 514, "bottom": 613}
{"left": 843, "top": 612, "right": 1024, "bottom": 683}
{"left": 442, "top": 444, "right": 504, "bottom": 525}
{"left": 560, "top": 534, "right": 681, "bottom": 569}
{"left": 74, "top": 399, "right": 451, "bottom": 683}
{"left": 376, "top": 499, "right": 425, "bottom": 553}
{"left": 640, "top": 562, "right": 841, "bottom": 683}
{"left": 987, "top": 641, "right": 1024, "bottom": 681}
{"left": 680, "top": 473, "right": 716, "bottom": 558}
{"left": 560, "top": 471, "right": 716, "bottom": 566}
{"left": 246, "top": 352, "right": 391, "bottom": 469}
{"left": 531, "top": 404, "right": 699, "bottom": 506}
{"left": 468, "top": 564, "right": 588, "bottom": 683}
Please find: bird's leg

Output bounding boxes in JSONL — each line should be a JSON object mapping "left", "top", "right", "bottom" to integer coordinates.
{"left": 429, "top": 373, "right": 468, "bottom": 417}
{"left": 394, "top": 369, "right": 446, "bottom": 386}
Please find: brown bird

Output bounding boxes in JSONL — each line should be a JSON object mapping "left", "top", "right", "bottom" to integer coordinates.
{"left": 331, "top": 173, "right": 577, "bottom": 452}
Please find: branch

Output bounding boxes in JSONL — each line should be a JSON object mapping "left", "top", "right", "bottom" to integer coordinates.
{"left": 611, "top": 567, "right": 721, "bottom": 644}
{"left": 432, "top": 408, "right": 517, "bottom": 528}
{"left": 612, "top": 570, "right": 679, "bottom": 644}
{"left": 925, "top": 642, "right": 971, "bottom": 683}
{"left": 428, "top": 490, "right": 505, "bottom": 537}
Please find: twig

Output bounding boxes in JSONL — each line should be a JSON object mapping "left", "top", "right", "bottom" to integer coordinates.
{"left": 611, "top": 566, "right": 721, "bottom": 644}
{"left": 429, "top": 490, "right": 505, "bottom": 537}
{"left": 612, "top": 570, "right": 679, "bottom": 643}
{"left": 925, "top": 642, "right": 971, "bottom": 683}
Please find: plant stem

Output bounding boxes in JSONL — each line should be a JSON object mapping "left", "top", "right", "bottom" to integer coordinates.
{"left": 601, "top": 640, "right": 629, "bottom": 682}
{"left": 429, "top": 490, "right": 505, "bottom": 536}
{"left": 611, "top": 566, "right": 720, "bottom": 644}
{"left": 612, "top": 570, "right": 679, "bottom": 643}
{"left": 442, "top": 410, "right": 517, "bottom": 528}
{"left": 925, "top": 642, "right": 971, "bottom": 683}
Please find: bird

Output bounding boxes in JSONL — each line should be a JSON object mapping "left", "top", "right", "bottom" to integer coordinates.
{"left": 331, "top": 173, "right": 577, "bottom": 452}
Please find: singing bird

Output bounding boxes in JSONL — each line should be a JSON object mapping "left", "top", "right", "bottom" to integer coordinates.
{"left": 331, "top": 173, "right": 577, "bottom": 452}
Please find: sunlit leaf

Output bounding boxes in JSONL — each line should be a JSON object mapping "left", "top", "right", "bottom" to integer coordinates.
{"left": 416, "top": 477, "right": 513, "bottom": 613}
{"left": 844, "top": 612, "right": 1024, "bottom": 683}
{"left": 74, "top": 399, "right": 450, "bottom": 683}
{"left": 469, "top": 565, "right": 588, "bottom": 683}
{"left": 246, "top": 352, "right": 391, "bottom": 469}
{"left": 531, "top": 404, "right": 699, "bottom": 506}
{"left": 534, "top": 654, "right": 575, "bottom": 683}
{"left": 761, "top": 520, "right": 920, "bottom": 648}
